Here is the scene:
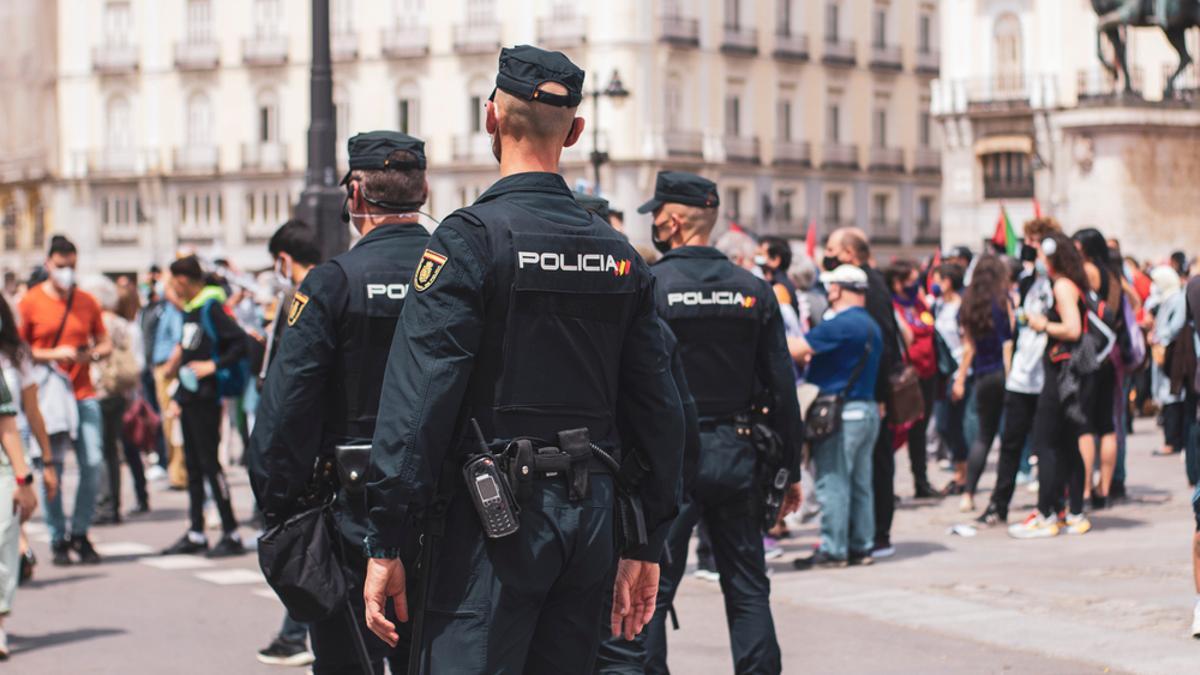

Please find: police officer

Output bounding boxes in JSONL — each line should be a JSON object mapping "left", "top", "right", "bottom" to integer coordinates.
{"left": 638, "top": 171, "right": 804, "bottom": 675}
{"left": 250, "top": 130, "right": 431, "bottom": 674}
{"left": 362, "top": 46, "right": 687, "bottom": 674}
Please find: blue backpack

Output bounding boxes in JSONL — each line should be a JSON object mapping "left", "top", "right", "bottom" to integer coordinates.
{"left": 198, "top": 299, "right": 251, "bottom": 398}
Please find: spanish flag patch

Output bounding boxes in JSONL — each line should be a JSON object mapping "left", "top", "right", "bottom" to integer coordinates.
{"left": 414, "top": 249, "right": 448, "bottom": 293}
{"left": 287, "top": 291, "right": 309, "bottom": 326}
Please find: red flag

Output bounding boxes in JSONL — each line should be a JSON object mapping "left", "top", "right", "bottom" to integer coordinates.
{"left": 1033, "top": 198, "right": 1043, "bottom": 219}
{"left": 805, "top": 218, "right": 817, "bottom": 259}
{"left": 992, "top": 205, "right": 1008, "bottom": 249}
{"left": 926, "top": 248, "right": 942, "bottom": 293}
{"left": 729, "top": 222, "right": 745, "bottom": 234}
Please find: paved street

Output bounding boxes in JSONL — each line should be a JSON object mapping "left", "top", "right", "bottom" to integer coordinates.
{"left": 10, "top": 417, "right": 1199, "bottom": 674}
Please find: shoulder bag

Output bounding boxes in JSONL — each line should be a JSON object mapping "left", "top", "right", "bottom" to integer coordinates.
{"left": 806, "top": 343, "right": 872, "bottom": 443}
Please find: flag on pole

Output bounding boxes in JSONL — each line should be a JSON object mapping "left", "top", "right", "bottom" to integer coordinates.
{"left": 1033, "top": 198, "right": 1043, "bottom": 219}
{"left": 992, "top": 205, "right": 1019, "bottom": 258}
{"left": 926, "top": 247, "right": 942, "bottom": 294}
{"left": 805, "top": 218, "right": 817, "bottom": 259}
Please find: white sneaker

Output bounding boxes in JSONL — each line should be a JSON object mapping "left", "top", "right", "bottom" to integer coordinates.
{"left": 0, "top": 627, "right": 9, "bottom": 659}
{"left": 145, "top": 465, "right": 167, "bottom": 481}
{"left": 959, "top": 494, "right": 975, "bottom": 513}
{"left": 1008, "top": 511, "right": 1060, "bottom": 539}
{"left": 1191, "top": 603, "right": 1200, "bottom": 639}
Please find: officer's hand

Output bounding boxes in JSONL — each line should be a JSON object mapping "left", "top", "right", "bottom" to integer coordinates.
{"left": 364, "top": 557, "right": 408, "bottom": 647}
{"left": 782, "top": 482, "right": 804, "bottom": 516}
{"left": 611, "top": 559, "right": 660, "bottom": 641}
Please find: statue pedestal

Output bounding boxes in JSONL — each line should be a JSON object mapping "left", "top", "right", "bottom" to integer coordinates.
{"left": 1051, "top": 104, "right": 1200, "bottom": 261}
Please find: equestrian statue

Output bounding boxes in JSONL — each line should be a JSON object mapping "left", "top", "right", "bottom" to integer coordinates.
{"left": 1093, "top": 0, "right": 1200, "bottom": 97}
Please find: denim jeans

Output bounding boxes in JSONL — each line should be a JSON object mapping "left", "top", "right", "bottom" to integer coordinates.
{"left": 813, "top": 401, "right": 880, "bottom": 559}
{"left": 278, "top": 612, "right": 308, "bottom": 644}
{"left": 38, "top": 398, "right": 104, "bottom": 543}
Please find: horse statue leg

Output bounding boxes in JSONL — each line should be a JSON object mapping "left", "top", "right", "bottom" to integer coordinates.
{"left": 1162, "top": 24, "right": 1193, "bottom": 98}
{"left": 1096, "top": 28, "right": 1119, "bottom": 83}
{"left": 1106, "top": 26, "right": 1137, "bottom": 94}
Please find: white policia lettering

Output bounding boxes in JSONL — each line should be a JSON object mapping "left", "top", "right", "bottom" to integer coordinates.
{"left": 667, "top": 290, "right": 754, "bottom": 307}
{"left": 366, "top": 283, "right": 410, "bottom": 299}
{"left": 516, "top": 251, "right": 629, "bottom": 274}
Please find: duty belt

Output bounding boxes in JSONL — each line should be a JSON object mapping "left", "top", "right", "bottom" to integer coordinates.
{"left": 698, "top": 408, "right": 758, "bottom": 437}
{"left": 486, "top": 428, "right": 618, "bottom": 502}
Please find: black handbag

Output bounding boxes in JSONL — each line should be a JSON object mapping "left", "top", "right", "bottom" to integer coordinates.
{"left": 257, "top": 500, "right": 348, "bottom": 623}
{"left": 805, "top": 344, "right": 871, "bottom": 443}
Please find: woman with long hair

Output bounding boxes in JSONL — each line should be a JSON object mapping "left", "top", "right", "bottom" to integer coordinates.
{"left": 958, "top": 255, "right": 1014, "bottom": 512}
{"left": 1010, "top": 233, "right": 1091, "bottom": 538}
{"left": 1072, "top": 227, "right": 1123, "bottom": 509}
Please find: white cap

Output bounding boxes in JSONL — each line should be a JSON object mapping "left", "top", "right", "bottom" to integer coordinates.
{"left": 820, "top": 264, "right": 869, "bottom": 291}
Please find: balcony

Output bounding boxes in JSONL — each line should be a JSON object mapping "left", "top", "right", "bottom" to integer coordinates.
{"left": 773, "top": 31, "right": 809, "bottom": 61}
{"left": 914, "top": 148, "right": 941, "bottom": 174}
{"left": 869, "top": 43, "right": 903, "bottom": 72}
{"left": 241, "top": 142, "right": 288, "bottom": 171}
{"left": 453, "top": 21, "right": 501, "bottom": 54}
{"left": 984, "top": 176, "right": 1034, "bottom": 200}
{"left": 1077, "top": 67, "right": 1145, "bottom": 104}
{"left": 92, "top": 43, "right": 139, "bottom": 75}
{"left": 964, "top": 75, "right": 1034, "bottom": 113}
{"left": 172, "top": 146, "right": 220, "bottom": 174}
{"left": 664, "top": 130, "right": 704, "bottom": 158}
{"left": 174, "top": 41, "right": 219, "bottom": 71}
{"left": 537, "top": 16, "right": 587, "bottom": 48}
{"left": 178, "top": 219, "right": 223, "bottom": 243}
{"left": 331, "top": 31, "right": 358, "bottom": 62}
{"left": 100, "top": 221, "right": 140, "bottom": 245}
{"left": 916, "top": 48, "right": 940, "bottom": 75}
{"left": 380, "top": 25, "right": 430, "bottom": 58}
{"left": 822, "top": 38, "right": 856, "bottom": 66}
{"left": 773, "top": 140, "right": 812, "bottom": 166}
{"left": 724, "top": 136, "right": 760, "bottom": 163}
{"left": 869, "top": 219, "right": 901, "bottom": 244}
{"left": 85, "top": 148, "right": 152, "bottom": 176}
{"left": 242, "top": 35, "right": 288, "bottom": 66}
{"left": 822, "top": 143, "right": 859, "bottom": 170}
{"left": 659, "top": 16, "right": 700, "bottom": 47}
{"left": 916, "top": 220, "right": 941, "bottom": 244}
{"left": 720, "top": 25, "right": 758, "bottom": 56}
{"left": 452, "top": 134, "right": 493, "bottom": 163}
{"left": 869, "top": 147, "right": 906, "bottom": 172}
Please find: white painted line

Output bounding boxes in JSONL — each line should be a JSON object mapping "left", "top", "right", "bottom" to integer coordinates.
{"left": 194, "top": 568, "right": 264, "bottom": 585}
{"left": 94, "top": 542, "right": 156, "bottom": 557}
{"left": 253, "top": 587, "right": 279, "bottom": 600}
{"left": 141, "top": 555, "right": 216, "bottom": 570}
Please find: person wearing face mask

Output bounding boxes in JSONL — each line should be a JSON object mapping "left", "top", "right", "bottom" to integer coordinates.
{"left": 249, "top": 132, "right": 431, "bottom": 674}
{"left": 974, "top": 217, "right": 1060, "bottom": 526}
{"left": 757, "top": 236, "right": 800, "bottom": 317}
{"left": 637, "top": 170, "right": 803, "bottom": 675}
{"left": 17, "top": 235, "right": 112, "bottom": 566}
{"left": 884, "top": 259, "right": 939, "bottom": 500}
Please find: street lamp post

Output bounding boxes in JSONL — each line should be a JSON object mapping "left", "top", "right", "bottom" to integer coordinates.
{"left": 295, "top": 0, "right": 346, "bottom": 260}
{"left": 588, "top": 70, "right": 630, "bottom": 196}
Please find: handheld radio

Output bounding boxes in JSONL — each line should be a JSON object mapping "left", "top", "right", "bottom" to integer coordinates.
{"left": 462, "top": 420, "right": 520, "bottom": 539}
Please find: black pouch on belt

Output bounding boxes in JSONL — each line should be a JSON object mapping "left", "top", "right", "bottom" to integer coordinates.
{"left": 334, "top": 443, "right": 371, "bottom": 495}
{"left": 557, "top": 428, "right": 593, "bottom": 501}
{"left": 505, "top": 438, "right": 536, "bottom": 502}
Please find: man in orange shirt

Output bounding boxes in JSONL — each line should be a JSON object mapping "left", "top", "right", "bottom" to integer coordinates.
{"left": 18, "top": 236, "right": 112, "bottom": 565}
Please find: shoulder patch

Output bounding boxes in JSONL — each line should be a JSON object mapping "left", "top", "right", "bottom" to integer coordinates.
{"left": 287, "top": 291, "right": 309, "bottom": 326}
{"left": 414, "top": 249, "right": 448, "bottom": 293}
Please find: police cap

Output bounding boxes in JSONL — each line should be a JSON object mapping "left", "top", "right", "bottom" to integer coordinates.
{"left": 637, "top": 171, "right": 720, "bottom": 214}
{"left": 575, "top": 193, "right": 610, "bottom": 220}
{"left": 492, "top": 45, "right": 585, "bottom": 108}
{"left": 340, "top": 130, "right": 426, "bottom": 185}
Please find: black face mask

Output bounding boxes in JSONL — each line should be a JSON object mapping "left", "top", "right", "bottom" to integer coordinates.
{"left": 822, "top": 255, "right": 841, "bottom": 272}
{"left": 1020, "top": 243, "right": 1038, "bottom": 262}
{"left": 651, "top": 221, "right": 671, "bottom": 254}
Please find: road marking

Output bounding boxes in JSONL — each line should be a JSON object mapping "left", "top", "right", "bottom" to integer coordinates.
{"left": 253, "top": 587, "right": 279, "bottom": 600}
{"left": 94, "top": 542, "right": 156, "bottom": 557}
{"left": 141, "top": 555, "right": 216, "bottom": 570}
{"left": 194, "top": 568, "right": 264, "bottom": 585}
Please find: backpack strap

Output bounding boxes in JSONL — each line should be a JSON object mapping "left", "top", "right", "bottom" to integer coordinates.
{"left": 198, "top": 298, "right": 221, "bottom": 363}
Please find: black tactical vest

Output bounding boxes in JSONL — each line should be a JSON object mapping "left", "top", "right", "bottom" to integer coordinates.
{"left": 653, "top": 253, "right": 769, "bottom": 418}
{"left": 328, "top": 224, "right": 428, "bottom": 442}
{"left": 454, "top": 202, "right": 644, "bottom": 450}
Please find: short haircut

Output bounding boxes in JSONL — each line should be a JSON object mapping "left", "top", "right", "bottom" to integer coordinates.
{"left": 884, "top": 259, "right": 917, "bottom": 290}
{"left": 760, "top": 236, "right": 793, "bottom": 272}
{"left": 495, "top": 85, "right": 577, "bottom": 143}
{"left": 1023, "top": 216, "right": 1061, "bottom": 241}
{"left": 268, "top": 219, "right": 322, "bottom": 266}
{"left": 840, "top": 229, "right": 871, "bottom": 265}
{"left": 936, "top": 262, "right": 965, "bottom": 292}
{"left": 169, "top": 255, "right": 204, "bottom": 282}
{"left": 48, "top": 235, "right": 76, "bottom": 258}
{"left": 714, "top": 229, "right": 757, "bottom": 263}
{"left": 349, "top": 149, "right": 427, "bottom": 210}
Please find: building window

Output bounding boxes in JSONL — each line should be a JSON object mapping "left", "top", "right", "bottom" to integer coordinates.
{"left": 398, "top": 98, "right": 419, "bottom": 134}
{"left": 104, "top": 1, "right": 132, "bottom": 46}
{"left": 919, "top": 12, "right": 933, "bottom": 53}
{"left": 469, "top": 95, "right": 483, "bottom": 133}
{"left": 725, "top": 93, "right": 741, "bottom": 136}
{"left": 257, "top": 90, "right": 279, "bottom": 143}
{"left": 2, "top": 207, "right": 16, "bottom": 251}
{"left": 826, "top": 103, "right": 840, "bottom": 143}
{"left": 873, "top": 6, "right": 887, "bottom": 48}
{"left": 186, "top": 0, "right": 211, "bottom": 43}
{"left": 826, "top": 191, "right": 842, "bottom": 227}
{"left": 872, "top": 193, "right": 888, "bottom": 226}
{"left": 253, "top": 0, "right": 282, "bottom": 37}
{"left": 777, "top": 188, "right": 794, "bottom": 224}
{"left": 777, "top": 0, "right": 793, "bottom": 35}
{"left": 665, "top": 75, "right": 683, "bottom": 132}
{"left": 466, "top": 0, "right": 495, "bottom": 25}
{"left": 33, "top": 206, "right": 45, "bottom": 248}
{"left": 727, "top": 186, "right": 743, "bottom": 222}
{"left": 994, "top": 13, "right": 1023, "bottom": 93}
{"left": 919, "top": 110, "right": 932, "bottom": 147}
{"left": 982, "top": 151, "right": 1033, "bottom": 199}
{"left": 394, "top": 0, "right": 426, "bottom": 26}
{"left": 106, "top": 95, "right": 133, "bottom": 149}
{"left": 663, "top": 0, "right": 684, "bottom": 19}
{"left": 332, "top": 0, "right": 354, "bottom": 34}
{"left": 825, "top": 1, "right": 839, "bottom": 43}
{"left": 724, "top": 0, "right": 741, "bottom": 29}
{"left": 186, "top": 92, "right": 213, "bottom": 146}
{"left": 918, "top": 195, "right": 934, "bottom": 226}
{"left": 874, "top": 109, "right": 887, "bottom": 148}
{"left": 777, "top": 99, "right": 792, "bottom": 142}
